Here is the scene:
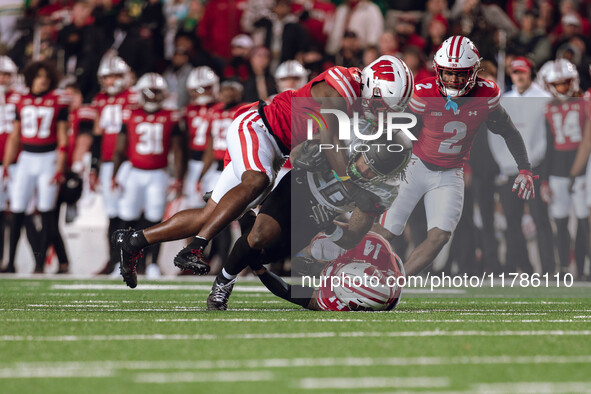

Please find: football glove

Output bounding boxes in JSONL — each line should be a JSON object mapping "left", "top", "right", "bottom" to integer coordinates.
{"left": 292, "top": 140, "right": 329, "bottom": 172}
{"left": 512, "top": 170, "right": 538, "bottom": 200}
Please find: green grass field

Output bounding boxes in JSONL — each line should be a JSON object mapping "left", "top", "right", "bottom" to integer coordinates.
{"left": 1, "top": 277, "right": 591, "bottom": 393}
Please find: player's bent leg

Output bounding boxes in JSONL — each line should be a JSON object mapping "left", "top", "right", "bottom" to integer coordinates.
{"left": 404, "top": 227, "right": 451, "bottom": 276}
{"left": 207, "top": 213, "right": 281, "bottom": 310}
{"left": 198, "top": 170, "right": 270, "bottom": 241}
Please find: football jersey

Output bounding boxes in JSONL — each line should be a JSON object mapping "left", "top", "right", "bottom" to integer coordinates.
{"left": 208, "top": 102, "right": 244, "bottom": 161}
{"left": 123, "top": 107, "right": 181, "bottom": 170}
{"left": 0, "top": 91, "right": 19, "bottom": 161}
{"left": 263, "top": 66, "right": 362, "bottom": 150}
{"left": 315, "top": 233, "right": 403, "bottom": 311}
{"left": 408, "top": 77, "right": 501, "bottom": 169}
{"left": 544, "top": 98, "right": 588, "bottom": 177}
{"left": 185, "top": 102, "right": 215, "bottom": 156}
{"left": 68, "top": 105, "right": 96, "bottom": 167}
{"left": 15, "top": 89, "right": 70, "bottom": 148}
{"left": 92, "top": 89, "right": 138, "bottom": 161}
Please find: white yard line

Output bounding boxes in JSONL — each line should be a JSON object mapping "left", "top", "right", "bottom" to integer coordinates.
{"left": 297, "top": 377, "right": 450, "bottom": 390}
{"left": 2, "top": 330, "right": 591, "bottom": 342}
{"left": 133, "top": 371, "right": 274, "bottom": 384}
{"left": 5, "top": 355, "right": 591, "bottom": 372}
{"left": 474, "top": 382, "right": 591, "bottom": 393}
{"left": 50, "top": 284, "right": 271, "bottom": 292}
{"left": 0, "top": 368, "right": 114, "bottom": 379}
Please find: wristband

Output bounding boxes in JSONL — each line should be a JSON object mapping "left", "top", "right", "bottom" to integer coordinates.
{"left": 332, "top": 170, "right": 351, "bottom": 182}
{"left": 58, "top": 145, "right": 67, "bottom": 153}
{"left": 326, "top": 225, "right": 344, "bottom": 242}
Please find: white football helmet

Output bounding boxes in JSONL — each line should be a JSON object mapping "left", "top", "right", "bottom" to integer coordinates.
{"left": 97, "top": 56, "right": 131, "bottom": 96}
{"left": 433, "top": 36, "right": 481, "bottom": 97}
{"left": 536, "top": 60, "right": 554, "bottom": 90}
{"left": 135, "top": 73, "right": 168, "bottom": 112}
{"left": 360, "top": 55, "right": 414, "bottom": 121}
{"left": 0, "top": 56, "right": 17, "bottom": 92}
{"left": 332, "top": 261, "right": 394, "bottom": 311}
{"left": 274, "top": 60, "right": 308, "bottom": 93}
{"left": 544, "top": 58, "right": 579, "bottom": 99}
{"left": 186, "top": 66, "right": 220, "bottom": 105}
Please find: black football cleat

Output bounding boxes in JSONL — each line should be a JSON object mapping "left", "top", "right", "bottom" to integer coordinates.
{"left": 173, "top": 247, "right": 210, "bottom": 275}
{"left": 206, "top": 277, "right": 236, "bottom": 311}
{"left": 111, "top": 229, "right": 143, "bottom": 289}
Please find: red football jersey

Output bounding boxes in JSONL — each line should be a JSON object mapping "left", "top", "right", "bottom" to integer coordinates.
{"left": 92, "top": 89, "right": 138, "bottom": 161}
{"left": 68, "top": 105, "right": 96, "bottom": 167}
{"left": 263, "top": 66, "right": 362, "bottom": 149}
{"left": 544, "top": 99, "right": 587, "bottom": 151}
{"left": 409, "top": 77, "right": 501, "bottom": 168}
{"left": 123, "top": 107, "right": 180, "bottom": 170}
{"left": 315, "top": 233, "right": 403, "bottom": 311}
{"left": 15, "top": 89, "right": 70, "bottom": 147}
{"left": 0, "top": 91, "right": 19, "bottom": 161}
{"left": 209, "top": 102, "right": 244, "bottom": 160}
{"left": 185, "top": 103, "right": 215, "bottom": 154}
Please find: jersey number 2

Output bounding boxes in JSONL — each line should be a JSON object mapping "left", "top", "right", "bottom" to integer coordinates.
{"left": 438, "top": 121, "right": 467, "bottom": 154}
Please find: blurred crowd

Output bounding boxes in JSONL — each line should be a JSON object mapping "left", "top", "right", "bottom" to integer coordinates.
{"left": 1, "top": 0, "right": 591, "bottom": 279}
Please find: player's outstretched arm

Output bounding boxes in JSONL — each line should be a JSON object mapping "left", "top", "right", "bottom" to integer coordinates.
{"left": 486, "top": 106, "right": 536, "bottom": 199}
{"left": 311, "top": 81, "right": 350, "bottom": 177}
{"left": 252, "top": 266, "right": 317, "bottom": 310}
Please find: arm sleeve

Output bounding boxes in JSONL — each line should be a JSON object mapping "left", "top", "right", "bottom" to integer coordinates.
{"left": 91, "top": 134, "right": 102, "bottom": 172}
{"left": 538, "top": 120, "right": 554, "bottom": 182}
{"left": 486, "top": 106, "right": 531, "bottom": 172}
{"left": 57, "top": 107, "right": 69, "bottom": 122}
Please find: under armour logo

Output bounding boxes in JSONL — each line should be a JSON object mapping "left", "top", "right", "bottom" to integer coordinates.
{"left": 132, "top": 233, "right": 138, "bottom": 237}
{"left": 469, "top": 111, "right": 478, "bottom": 116}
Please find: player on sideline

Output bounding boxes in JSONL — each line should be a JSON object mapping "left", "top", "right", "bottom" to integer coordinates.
{"left": 112, "top": 73, "right": 185, "bottom": 287}
{"left": 112, "top": 55, "right": 414, "bottom": 288}
{"left": 0, "top": 56, "right": 19, "bottom": 272}
{"left": 252, "top": 232, "right": 405, "bottom": 311}
{"left": 91, "top": 56, "right": 137, "bottom": 274}
{"left": 2, "top": 60, "right": 70, "bottom": 273}
{"left": 379, "top": 36, "right": 536, "bottom": 276}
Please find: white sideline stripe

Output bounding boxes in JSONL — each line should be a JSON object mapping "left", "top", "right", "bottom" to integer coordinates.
{"left": 6, "top": 355, "right": 591, "bottom": 372}
{"left": 51, "top": 284, "right": 270, "bottom": 292}
{"left": 133, "top": 371, "right": 274, "bottom": 384}
{"left": 26, "top": 301, "right": 282, "bottom": 307}
{"left": 298, "top": 377, "right": 449, "bottom": 390}
{"left": 4, "top": 318, "right": 591, "bottom": 324}
{"left": 2, "top": 330, "right": 591, "bottom": 342}
{"left": 474, "top": 382, "right": 591, "bottom": 393}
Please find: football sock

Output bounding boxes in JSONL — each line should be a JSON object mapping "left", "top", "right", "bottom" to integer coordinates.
{"left": 575, "top": 218, "right": 589, "bottom": 277}
{"left": 0, "top": 212, "right": 5, "bottom": 261}
{"left": 555, "top": 217, "right": 570, "bottom": 269}
{"left": 128, "top": 230, "right": 149, "bottom": 251}
{"left": 7, "top": 212, "right": 25, "bottom": 270}
{"left": 224, "top": 235, "right": 261, "bottom": 276}
{"left": 257, "top": 270, "right": 314, "bottom": 308}
{"left": 108, "top": 217, "right": 122, "bottom": 263}
{"left": 185, "top": 235, "right": 208, "bottom": 251}
{"left": 216, "top": 268, "right": 236, "bottom": 285}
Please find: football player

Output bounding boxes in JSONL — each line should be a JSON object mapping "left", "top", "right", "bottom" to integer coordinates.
{"left": 252, "top": 232, "right": 405, "bottom": 311}
{"left": 184, "top": 66, "right": 220, "bottom": 209}
{"left": 2, "top": 60, "right": 70, "bottom": 273}
{"left": 91, "top": 56, "right": 137, "bottom": 274}
{"left": 112, "top": 56, "right": 414, "bottom": 288}
{"left": 112, "top": 73, "right": 185, "bottom": 285}
{"left": 380, "top": 36, "right": 535, "bottom": 276}
{"left": 0, "top": 56, "right": 18, "bottom": 272}
{"left": 543, "top": 59, "right": 590, "bottom": 278}
{"left": 205, "top": 123, "right": 413, "bottom": 310}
